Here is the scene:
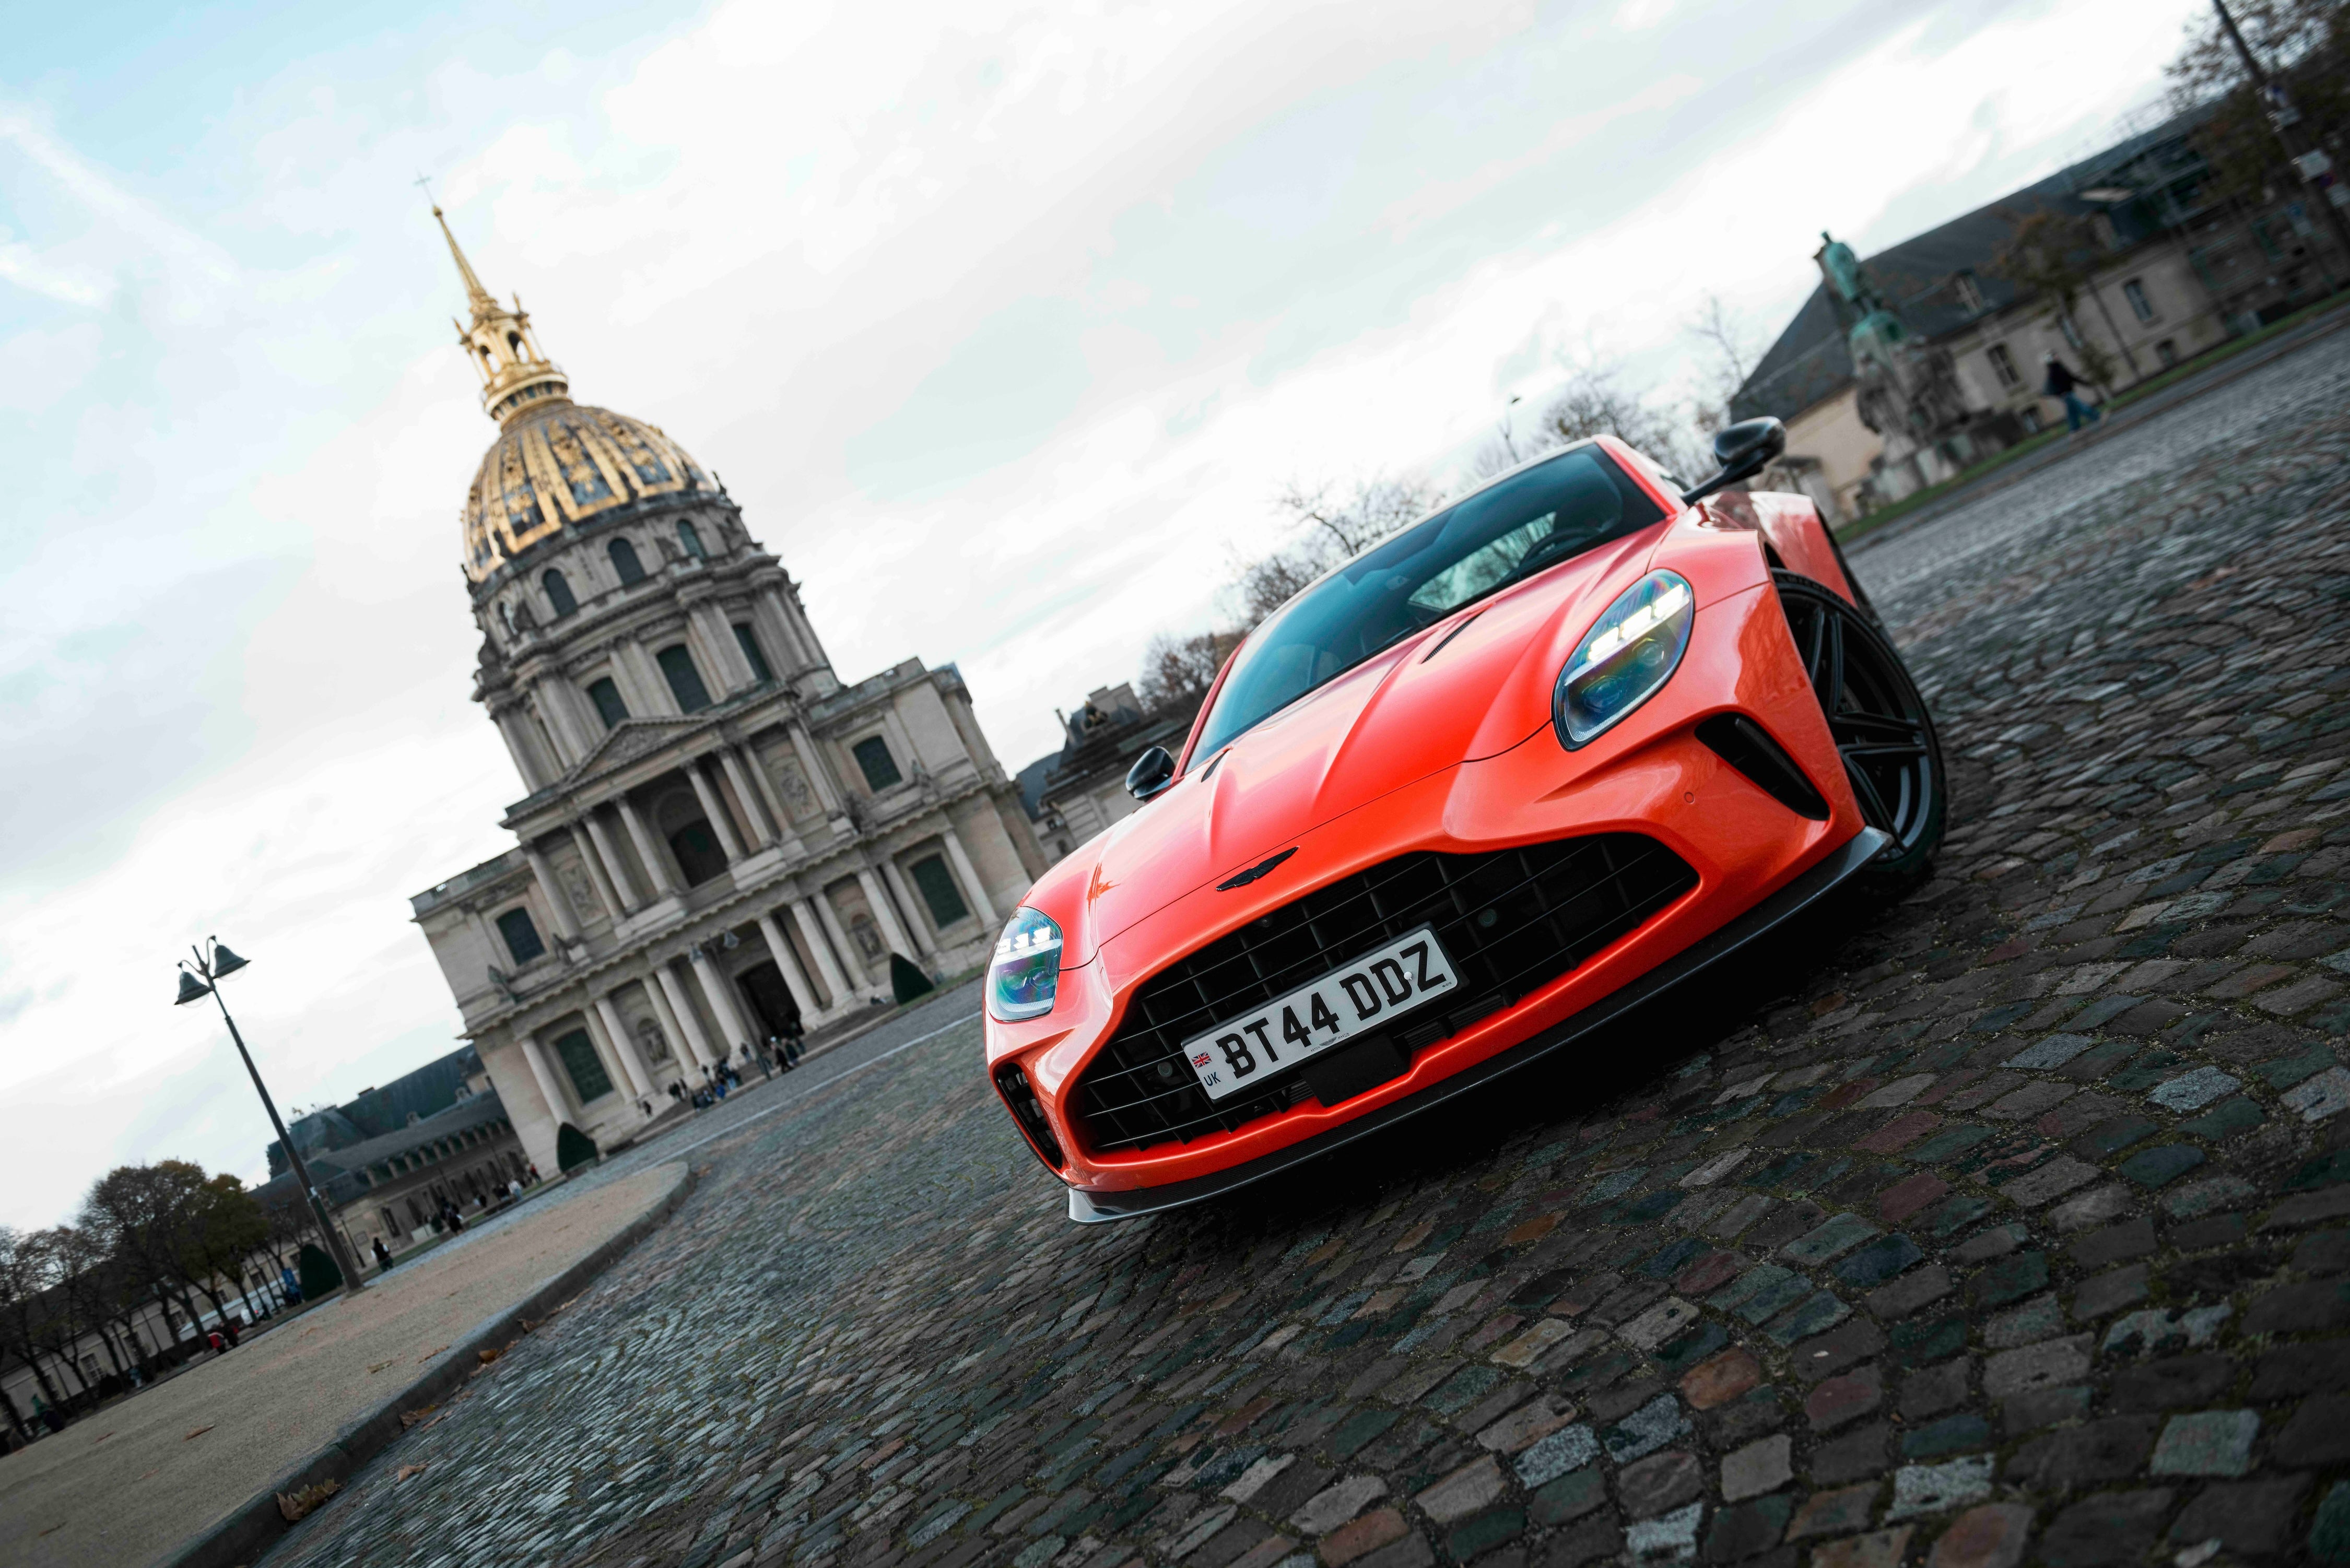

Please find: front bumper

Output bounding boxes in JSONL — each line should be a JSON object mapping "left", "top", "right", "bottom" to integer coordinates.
{"left": 988, "top": 577, "right": 1874, "bottom": 1210}
{"left": 1065, "top": 823, "right": 1887, "bottom": 1221}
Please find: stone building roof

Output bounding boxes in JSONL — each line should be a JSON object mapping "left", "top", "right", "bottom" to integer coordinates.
{"left": 260, "top": 1087, "right": 514, "bottom": 1210}
{"left": 266, "top": 1045, "right": 486, "bottom": 1177}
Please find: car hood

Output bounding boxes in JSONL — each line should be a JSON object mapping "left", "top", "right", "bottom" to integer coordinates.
{"left": 1054, "top": 527, "right": 1663, "bottom": 961}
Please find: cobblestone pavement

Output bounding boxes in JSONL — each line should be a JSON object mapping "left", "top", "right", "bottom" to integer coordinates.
{"left": 266, "top": 336, "right": 2350, "bottom": 1568}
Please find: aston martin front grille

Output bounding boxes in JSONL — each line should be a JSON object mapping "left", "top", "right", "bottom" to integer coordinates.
{"left": 1070, "top": 833, "right": 1698, "bottom": 1154}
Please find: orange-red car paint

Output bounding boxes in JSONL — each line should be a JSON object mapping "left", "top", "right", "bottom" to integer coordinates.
{"left": 986, "top": 438, "right": 1871, "bottom": 1201}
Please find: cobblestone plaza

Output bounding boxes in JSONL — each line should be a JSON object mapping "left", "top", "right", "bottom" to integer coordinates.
{"left": 267, "top": 335, "right": 2350, "bottom": 1568}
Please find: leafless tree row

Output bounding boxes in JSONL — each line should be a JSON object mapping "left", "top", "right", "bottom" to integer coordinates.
{"left": 0, "top": 1160, "right": 314, "bottom": 1430}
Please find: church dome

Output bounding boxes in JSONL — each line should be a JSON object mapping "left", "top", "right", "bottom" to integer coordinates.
{"left": 462, "top": 397, "right": 711, "bottom": 582}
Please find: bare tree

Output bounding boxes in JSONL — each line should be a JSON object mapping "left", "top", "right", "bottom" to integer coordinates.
{"left": 0, "top": 1227, "right": 72, "bottom": 1412}
{"left": 2168, "top": 0, "right": 2350, "bottom": 205}
{"left": 1688, "top": 292, "right": 1760, "bottom": 432}
{"left": 1136, "top": 629, "right": 1244, "bottom": 715}
{"left": 1475, "top": 357, "right": 1707, "bottom": 479}
{"left": 1989, "top": 207, "right": 2139, "bottom": 389}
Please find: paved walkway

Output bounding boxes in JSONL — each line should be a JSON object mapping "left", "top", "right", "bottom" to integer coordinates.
{"left": 261, "top": 328, "right": 2350, "bottom": 1568}
{"left": 0, "top": 1160, "right": 687, "bottom": 1568}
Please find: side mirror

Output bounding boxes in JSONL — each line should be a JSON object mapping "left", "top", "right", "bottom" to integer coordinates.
{"left": 1124, "top": 746, "right": 1176, "bottom": 802}
{"left": 1681, "top": 417, "right": 1787, "bottom": 504}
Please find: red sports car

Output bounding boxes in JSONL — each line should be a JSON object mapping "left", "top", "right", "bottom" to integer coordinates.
{"left": 985, "top": 420, "right": 1944, "bottom": 1222}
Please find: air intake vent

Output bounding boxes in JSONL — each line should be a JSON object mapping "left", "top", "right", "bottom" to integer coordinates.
{"left": 1698, "top": 714, "right": 1830, "bottom": 820}
{"left": 1071, "top": 832, "right": 1697, "bottom": 1154}
{"left": 993, "top": 1062, "right": 1067, "bottom": 1171}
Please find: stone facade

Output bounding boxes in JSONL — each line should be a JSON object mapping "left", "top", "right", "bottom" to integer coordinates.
{"left": 1016, "top": 683, "right": 1199, "bottom": 865}
{"left": 408, "top": 208, "right": 1047, "bottom": 1176}
{"left": 1734, "top": 103, "right": 2344, "bottom": 520}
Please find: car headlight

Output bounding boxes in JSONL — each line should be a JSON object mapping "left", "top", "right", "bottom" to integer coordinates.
{"left": 1554, "top": 569, "right": 1696, "bottom": 749}
{"left": 988, "top": 908, "right": 1064, "bottom": 1021}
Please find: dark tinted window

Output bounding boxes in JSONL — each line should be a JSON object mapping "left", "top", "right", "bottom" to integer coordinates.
{"left": 1194, "top": 445, "right": 1663, "bottom": 760}
{"left": 657, "top": 645, "right": 712, "bottom": 713}
{"left": 541, "top": 569, "right": 578, "bottom": 618}
{"left": 733, "top": 623, "right": 774, "bottom": 683}
{"left": 587, "top": 677, "right": 628, "bottom": 729}
{"left": 853, "top": 736, "right": 902, "bottom": 791}
{"left": 496, "top": 907, "right": 545, "bottom": 964}
{"left": 550, "top": 1028, "right": 612, "bottom": 1103}
{"left": 677, "top": 519, "right": 707, "bottom": 559}
{"left": 910, "top": 854, "right": 969, "bottom": 926}
{"left": 608, "top": 538, "right": 646, "bottom": 584}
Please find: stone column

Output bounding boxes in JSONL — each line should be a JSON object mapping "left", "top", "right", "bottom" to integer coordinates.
{"left": 582, "top": 811, "right": 642, "bottom": 912}
{"left": 940, "top": 823, "right": 1000, "bottom": 926}
{"left": 618, "top": 796, "right": 682, "bottom": 898}
{"left": 652, "top": 962, "right": 718, "bottom": 1068}
{"left": 689, "top": 947, "right": 755, "bottom": 1058}
{"left": 755, "top": 912, "right": 821, "bottom": 1018}
{"left": 518, "top": 1033, "right": 571, "bottom": 1124}
{"left": 719, "top": 746, "right": 780, "bottom": 847}
{"left": 592, "top": 994, "right": 654, "bottom": 1101}
{"left": 791, "top": 899, "right": 851, "bottom": 1004}
{"left": 880, "top": 858, "right": 938, "bottom": 955}
{"left": 813, "top": 892, "right": 872, "bottom": 991}
{"left": 856, "top": 867, "right": 914, "bottom": 958}
{"left": 523, "top": 845, "right": 582, "bottom": 944}
{"left": 686, "top": 760, "right": 746, "bottom": 861}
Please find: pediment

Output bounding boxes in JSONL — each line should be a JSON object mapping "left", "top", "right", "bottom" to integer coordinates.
{"left": 565, "top": 716, "right": 702, "bottom": 784}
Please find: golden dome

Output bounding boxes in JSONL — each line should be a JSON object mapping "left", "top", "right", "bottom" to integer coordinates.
{"left": 463, "top": 398, "right": 711, "bottom": 582}
{"left": 430, "top": 204, "right": 713, "bottom": 582}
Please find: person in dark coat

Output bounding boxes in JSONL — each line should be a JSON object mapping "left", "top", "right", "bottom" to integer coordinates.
{"left": 2042, "top": 352, "right": 2102, "bottom": 432}
{"left": 373, "top": 1236, "right": 396, "bottom": 1271}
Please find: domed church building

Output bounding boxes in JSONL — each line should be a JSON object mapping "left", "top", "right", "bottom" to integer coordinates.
{"left": 408, "top": 208, "right": 1047, "bottom": 1172}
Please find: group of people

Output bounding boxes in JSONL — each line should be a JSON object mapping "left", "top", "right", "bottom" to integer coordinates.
{"left": 654, "top": 1017, "right": 810, "bottom": 1111}
{"left": 367, "top": 1165, "right": 545, "bottom": 1274}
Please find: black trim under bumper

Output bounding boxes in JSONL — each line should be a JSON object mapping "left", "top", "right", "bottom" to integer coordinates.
{"left": 1065, "top": 827, "right": 1890, "bottom": 1223}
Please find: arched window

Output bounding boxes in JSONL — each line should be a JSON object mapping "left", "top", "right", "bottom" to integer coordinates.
{"left": 852, "top": 736, "right": 902, "bottom": 791}
{"left": 656, "top": 645, "right": 712, "bottom": 713}
{"left": 542, "top": 569, "right": 578, "bottom": 618}
{"left": 507, "top": 330, "right": 524, "bottom": 356}
{"left": 677, "top": 519, "right": 707, "bottom": 560}
{"left": 608, "top": 538, "right": 647, "bottom": 584}
{"left": 586, "top": 678, "right": 629, "bottom": 729}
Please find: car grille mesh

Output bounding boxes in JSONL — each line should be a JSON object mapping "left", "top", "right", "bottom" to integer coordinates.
{"left": 1070, "top": 832, "right": 1697, "bottom": 1154}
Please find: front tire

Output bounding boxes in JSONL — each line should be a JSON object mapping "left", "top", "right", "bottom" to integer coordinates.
{"left": 1772, "top": 572, "right": 1945, "bottom": 893}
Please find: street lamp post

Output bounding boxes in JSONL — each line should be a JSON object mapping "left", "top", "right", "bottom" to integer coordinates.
{"left": 174, "top": 938, "right": 368, "bottom": 1295}
{"left": 2211, "top": 0, "right": 2350, "bottom": 277}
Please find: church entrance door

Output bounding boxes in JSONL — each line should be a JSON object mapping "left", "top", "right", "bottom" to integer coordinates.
{"left": 735, "top": 961, "right": 801, "bottom": 1039}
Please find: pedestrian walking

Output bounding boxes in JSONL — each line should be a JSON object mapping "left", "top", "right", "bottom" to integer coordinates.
{"left": 373, "top": 1236, "right": 395, "bottom": 1272}
{"left": 756, "top": 1040, "right": 775, "bottom": 1081}
{"left": 2042, "top": 352, "right": 2102, "bottom": 433}
{"left": 781, "top": 1015, "right": 805, "bottom": 1068}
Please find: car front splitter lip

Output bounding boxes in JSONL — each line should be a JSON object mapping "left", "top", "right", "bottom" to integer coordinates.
{"left": 1065, "top": 826, "right": 1893, "bottom": 1224}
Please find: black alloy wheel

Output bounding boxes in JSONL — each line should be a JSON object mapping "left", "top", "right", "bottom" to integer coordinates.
{"left": 1772, "top": 571, "right": 1945, "bottom": 889}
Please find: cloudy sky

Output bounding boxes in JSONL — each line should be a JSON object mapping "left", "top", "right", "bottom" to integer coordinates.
{"left": 0, "top": 0, "right": 2210, "bottom": 1227}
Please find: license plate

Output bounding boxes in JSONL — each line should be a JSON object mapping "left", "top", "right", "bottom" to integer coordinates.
{"left": 1179, "top": 925, "right": 1459, "bottom": 1101}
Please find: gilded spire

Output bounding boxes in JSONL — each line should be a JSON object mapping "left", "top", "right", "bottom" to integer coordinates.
{"left": 427, "top": 196, "right": 570, "bottom": 426}
{"left": 432, "top": 203, "right": 499, "bottom": 319}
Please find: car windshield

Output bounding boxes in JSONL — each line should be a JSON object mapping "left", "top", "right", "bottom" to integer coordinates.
{"left": 1191, "top": 444, "right": 1666, "bottom": 761}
